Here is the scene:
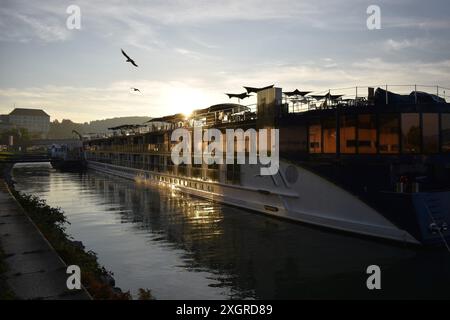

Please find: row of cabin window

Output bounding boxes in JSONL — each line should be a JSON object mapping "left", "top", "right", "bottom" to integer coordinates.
{"left": 308, "top": 113, "right": 450, "bottom": 154}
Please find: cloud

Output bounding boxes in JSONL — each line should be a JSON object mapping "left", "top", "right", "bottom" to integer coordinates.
{"left": 383, "top": 17, "right": 450, "bottom": 30}
{"left": 0, "top": 7, "right": 70, "bottom": 43}
{"left": 383, "top": 38, "right": 432, "bottom": 51}
{"left": 0, "top": 79, "right": 223, "bottom": 122}
{"left": 351, "top": 58, "right": 450, "bottom": 87}
{"left": 1, "top": 0, "right": 449, "bottom": 122}
{"left": 0, "top": 0, "right": 359, "bottom": 46}
{"left": 2, "top": 57, "right": 449, "bottom": 122}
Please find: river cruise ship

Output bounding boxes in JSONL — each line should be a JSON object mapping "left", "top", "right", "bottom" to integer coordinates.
{"left": 83, "top": 85, "right": 450, "bottom": 246}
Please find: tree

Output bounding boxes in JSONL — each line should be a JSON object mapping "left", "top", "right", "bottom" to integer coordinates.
{"left": 0, "top": 128, "right": 31, "bottom": 151}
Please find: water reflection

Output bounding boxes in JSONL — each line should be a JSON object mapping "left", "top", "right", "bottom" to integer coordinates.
{"left": 13, "top": 163, "right": 450, "bottom": 299}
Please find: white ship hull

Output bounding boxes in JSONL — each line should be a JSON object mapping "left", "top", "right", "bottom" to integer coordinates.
{"left": 86, "top": 160, "right": 420, "bottom": 244}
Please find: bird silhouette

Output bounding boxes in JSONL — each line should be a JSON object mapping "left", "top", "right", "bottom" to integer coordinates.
{"left": 131, "top": 87, "right": 141, "bottom": 93}
{"left": 121, "top": 49, "right": 138, "bottom": 67}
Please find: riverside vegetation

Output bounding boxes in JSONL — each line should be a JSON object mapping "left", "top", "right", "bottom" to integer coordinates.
{"left": 11, "top": 189, "right": 154, "bottom": 300}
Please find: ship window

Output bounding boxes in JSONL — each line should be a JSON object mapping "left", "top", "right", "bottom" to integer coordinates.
{"left": 442, "top": 114, "right": 450, "bottom": 153}
{"left": 340, "top": 115, "right": 356, "bottom": 154}
{"left": 357, "top": 114, "right": 377, "bottom": 154}
{"left": 379, "top": 114, "right": 400, "bottom": 154}
{"left": 401, "top": 113, "right": 421, "bottom": 153}
{"left": 323, "top": 117, "right": 336, "bottom": 154}
{"left": 308, "top": 119, "right": 321, "bottom": 153}
{"left": 423, "top": 114, "right": 439, "bottom": 153}
{"left": 280, "top": 125, "right": 307, "bottom": 155}
{"left": 298, "top": 125, "right": 307, "bottom": 152}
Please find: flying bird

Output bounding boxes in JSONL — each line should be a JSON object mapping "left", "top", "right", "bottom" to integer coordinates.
{"left": 121, "top": 49, "right": 138, "bottom": 67}
{"left": 243, "top": 84, "right": 274, "bottom": 94}
{"left": 225, "top": 92, "right": 251, "bottom": 100}
{"left": 131, "top": 87, "right": 141, "bottom": 93}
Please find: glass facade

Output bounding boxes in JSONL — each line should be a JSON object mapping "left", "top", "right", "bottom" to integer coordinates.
{"left": 304, "top": 112, "right": 449, "bottom": 155}
{"left": 323, "top": 117, "right": 336, "bottom": 153}
{"left": 401, "top": 113, "right": 421, "bottom": 153}
{"left": 339, "top": 115, "right": 356, "bottom": 154}
{"left": 379, "top": 114, "right": 400, "bottom": 154}
{"left": 422, "top": 113, "right": 439, "bottom": 153}
{"left": 280, "top": 126, "right": 307, "bottom": 154}
{"left": 442, "top": 114, "right": 450, "bottom": 153}
{"left": 358, "top": 114, "right": 377, "bottom": 154}
{"left": 308, "top": 119, "right": 321, "bottom": 153}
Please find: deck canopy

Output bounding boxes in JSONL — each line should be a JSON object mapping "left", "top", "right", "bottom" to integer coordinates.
{"left": 244, "top": 84, "right": 274, "bottom": 94}
{"left": 327, "top": 93, "right": 344, "bottom": 100}
{"left": 145, "top": 113, "right": 185, "bottom": 123}
{"left": 192, "top": 103, "right": 250, "bottom": 117}
{"left": 225, "top": 92, "right": 251, "bottom": 100}
{"left": 108, "top": 124, "right": 145, "bottom": 130}
{"left": 284, "top": 89, "right": 311, "bottom": 97}
{"left": 310, "top": 95, "right": 327, "bottom": 100}
{"left": 289, "top": 98, "right": 308, "bottom": 103}
{"left": 310, "top": 93, "right": 343, "bottom": 101}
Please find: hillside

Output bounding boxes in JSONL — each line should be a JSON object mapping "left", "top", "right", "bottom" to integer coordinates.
{"left": 48, "top": 116, "right": 151, "bottom": 139}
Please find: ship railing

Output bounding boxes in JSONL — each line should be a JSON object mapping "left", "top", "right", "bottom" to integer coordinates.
{"left": 88, "top": 156, "right": 222, "bottom": 182}
{"left": 87, "top": 143, "right": 169, "bottom": 154}
{"left": 286, "top": 84, "right": 450, "bottom": 114}
{"left": 142, "top": 105, "right": 258, "bottom": 133}
{"left": 190, "top": 105, "right": 257, "bottom": 127}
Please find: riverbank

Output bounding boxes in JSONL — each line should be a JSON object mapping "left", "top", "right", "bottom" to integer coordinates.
{"left": 0, "top": 179, "right": 91, "bottom": 299}
{"left": 0, "top": 246, "right": 15, "bottom": 299}
{"left": 0, "top": 162, "right": 15, "bottom": 299}
{"left": 0, "top": 164, "right": 153, "bottom": 300}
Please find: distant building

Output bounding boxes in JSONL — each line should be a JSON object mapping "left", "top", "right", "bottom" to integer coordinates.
{"left": 0, "top": 114, "right": 16, "bottom": 131}
{"left": 7, "top": 108, "right": 50, "bottom": 138}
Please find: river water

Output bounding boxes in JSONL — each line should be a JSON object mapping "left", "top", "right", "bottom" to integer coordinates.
{"left": 12, "top": 163, "right": 450, "bottom": 299}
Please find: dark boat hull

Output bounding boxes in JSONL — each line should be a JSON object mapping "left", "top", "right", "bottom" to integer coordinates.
{"left": 50, "top": 159, "right": 86, "bottom": 171}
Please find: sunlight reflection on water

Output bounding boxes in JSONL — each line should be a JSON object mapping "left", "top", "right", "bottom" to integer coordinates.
{"left": 12, "top": 163, "right": 450, "bottom": 299}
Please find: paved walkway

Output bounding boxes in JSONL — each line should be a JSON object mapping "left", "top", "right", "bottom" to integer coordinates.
{"left": 0, "top": 180, "right": 91, "bottom": 300}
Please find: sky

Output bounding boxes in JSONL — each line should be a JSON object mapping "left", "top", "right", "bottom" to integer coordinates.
{"left": 0, "top": 0, "right": 449, "bottom": 122}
